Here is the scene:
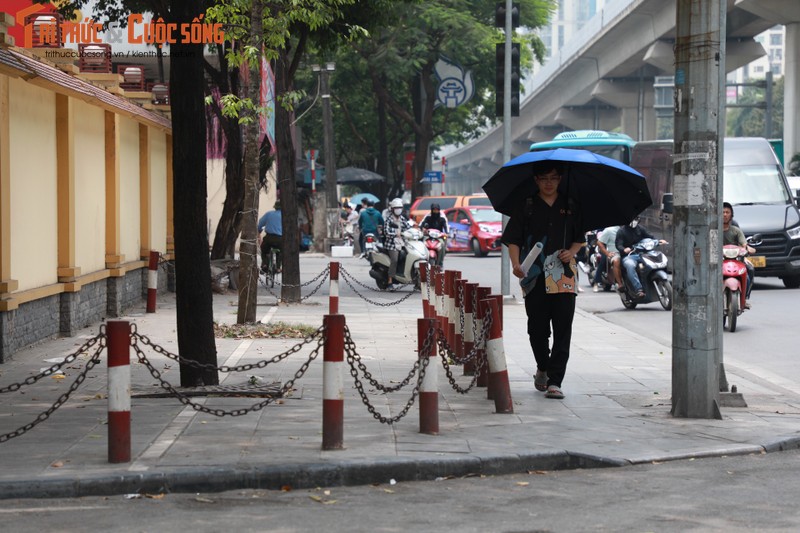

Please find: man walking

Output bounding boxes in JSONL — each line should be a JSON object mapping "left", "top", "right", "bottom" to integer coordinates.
{"left": 502, "top": 162, "right": 584, "bottom": 400}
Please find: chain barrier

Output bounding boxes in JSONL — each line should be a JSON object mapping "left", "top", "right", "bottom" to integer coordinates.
{"left": 132, "top": 329, "right": 326, "bottom": 417}
{"left": 259, "top": 265, "right": 330, "bottom": 301}
{"left": 0, "top": 330, "right": 106, "bottom": 394}
{"left": 436, "top": 306, "right": 493, "bottom": 394}
{"left": 338, "top": 265, "right": 386, "bottom": 293}
{"left": 0, "top": 341, "right": 106, "bottom": 443}
{"left": 458, "top": 281, "right": 465, "bottom": 341}
{"left": 131, "top": 323, "right": 325, "bottom": 373}
{"left": 344, "top": 325, "right": 420, "bottom": 392}
{"left": 338, "top": 267, "right": 417, "bottom": 307}
{"left": 347, "top": 326, "right": 434, "bottom": 425}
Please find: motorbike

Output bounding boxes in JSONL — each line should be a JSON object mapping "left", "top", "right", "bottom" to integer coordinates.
{"left": 423, "top": 228, "right": 447, "bottom": 267}
{"left": 362, "top": 232, "right": 378, "bottom": 263}
{"left": 586, "top": 230, "right": 614, "bottom": 291}
{"left": 722, "top": 235, "right": 761, "bottom": 332}
{"left": 341, "top": 222, "right": 355, "bottom": 247}
{"left": 618, "top": 238, "right": 672, "bottom": 310}
{"left": 367, "top": 227, "right": 426, "bottom": 290}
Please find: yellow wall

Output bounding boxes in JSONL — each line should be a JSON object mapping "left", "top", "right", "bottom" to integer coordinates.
{"left": 149, "top": 129, "right": 167, "bottom": 254}
{"left": 9, "top": 78, "right": 57, "bottom": 291}
{"left": 73, "top": 99, "right": 106, "bottom": 273}
{"left": 119, "top": 117, "right": 141, "bottom": 262}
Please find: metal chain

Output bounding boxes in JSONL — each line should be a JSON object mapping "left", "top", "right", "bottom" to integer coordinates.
{"left": 260, "top": 266, "right": 330, "bottom": 302}
{"left": 0, "top": 343, "right": 105, "bottom": 443}
{"left": 131, "top": 325, "right": 325, "bottom": 373}
{"left": 338, "top": 265, "right": 386, "bottom": 293}
{"left": 436, "top": 306, "right": 493, "bottom": 394}
{"left": 343, "top": 325, "right": 420, "bottom": 392}
{"left": 132, "top": 332, "right": 325, "bottom": 417}
{"left": 471, "top": 286, "right": 479, "bottom": 343}
{"left": 0, "top": 330, "right": 106, "bottom": 394}
{"left": 339, "top": 269, "right": 417, "bottom": 306}
{"left": 274, "top": 265, "right": 330, "bottom": 289}
{"left": 348, "top": 327, "right": 434, "bottom": 425}
{"left": 436, "top": 306, "right": 493, "bottom": 365}
{"left": 438, "top": 333, "right": 484, "bottom": 394}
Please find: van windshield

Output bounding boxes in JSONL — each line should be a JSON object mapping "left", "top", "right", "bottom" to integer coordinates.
{"left": 724, "top": 165, "right": 790, "bottom": 205}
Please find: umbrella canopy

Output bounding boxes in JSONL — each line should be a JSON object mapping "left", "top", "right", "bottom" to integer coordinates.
{"left": 336, "top": 167, "right": 387, "bottom": 184}
{"left": 349, "top": 192, "right": 380, "bottom": 205}
{"left": 482, "top": 148, "right": 652, "bottom": 231}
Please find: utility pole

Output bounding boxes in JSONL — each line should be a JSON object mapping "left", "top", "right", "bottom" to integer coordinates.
{"left": 312, "top": 63, "right": 338, "bottom": 253}
{"left": 497, "top": 1, "right": 519, "bottom": 297}
{"left": 671, "top": 0, "right": 725, "bottom": 419}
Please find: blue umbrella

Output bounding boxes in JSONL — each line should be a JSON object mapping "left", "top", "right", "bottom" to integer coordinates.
{"left": 481, "top": 148, "right": 652, "bottom": 231}
{"left": 349, "top": 192, "right": 380, "bottom": 205}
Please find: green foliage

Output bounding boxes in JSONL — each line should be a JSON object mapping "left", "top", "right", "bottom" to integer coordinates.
{"left": 297, "top": 0, "right": 556, "bottom": 178}
{"left": 726, "top": 75, "right": 784, "bottom": 138}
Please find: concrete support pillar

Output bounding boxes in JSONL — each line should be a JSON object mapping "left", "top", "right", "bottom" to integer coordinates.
{"left": 785, "top": 23, "right": 800, "bottom": 166}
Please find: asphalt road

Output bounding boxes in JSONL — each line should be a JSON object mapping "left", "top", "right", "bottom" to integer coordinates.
{"left": 3, "top": 450, "right": 800, "bottom": 532}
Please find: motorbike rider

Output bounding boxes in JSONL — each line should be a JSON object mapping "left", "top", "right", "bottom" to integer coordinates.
{"left": 615, "top": 216, "right": 667, "bottom": 299}
{"left": 358, "top": 199, "right": 384, "bottom": 258}
{"left": 419, "top": 203, "right": 450, "bottom": 265}
{"left": 723, "top": 202, "right": 755, "bottom": 308}
{"left": 340, "top": 202, "right": 359, "bottom": 246}
{"left": 258, "top": 201, "right": 282, "bottom": 273}
{"left": 594, "top": 225, "right": 620, "bottom": 292}
{"left": 383, "top": 198, "right": 412, "bottom": 290}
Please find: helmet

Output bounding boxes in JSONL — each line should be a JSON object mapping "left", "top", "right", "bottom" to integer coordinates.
{"left": 389, "top": 198, "right": 403, "bottom": 209}
{"left": 430, "top": 203, "right": 440, "bottom": 210}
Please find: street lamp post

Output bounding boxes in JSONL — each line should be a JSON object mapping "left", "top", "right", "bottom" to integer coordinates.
{"left": 312, "top": 62, "right": 339, "bottom": 253}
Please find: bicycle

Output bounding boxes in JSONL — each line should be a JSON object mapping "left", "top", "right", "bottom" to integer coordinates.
{"left": 264, "top": 248, "right": 281, "bottom": 288}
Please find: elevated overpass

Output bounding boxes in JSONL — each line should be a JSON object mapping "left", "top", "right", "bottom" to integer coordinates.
{"left": 444, "top": 0, "right": 800, "bottom": 194}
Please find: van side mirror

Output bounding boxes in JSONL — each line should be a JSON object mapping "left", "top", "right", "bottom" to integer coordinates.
{"left": 661, "top": 193, "right": 674, "bottom": 215}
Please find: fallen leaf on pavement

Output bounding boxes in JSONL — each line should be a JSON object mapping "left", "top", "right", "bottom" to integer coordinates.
{"left": 145, "top": 493, "right": 165, "bottom": 499}
{"left": 527, "top": 470, "right": 548, "bottom": 475}
{"left": 195, "top": 497, "right": 215, "bottom": 503}
{"left": 383, "top": 489, "right": 395, "bottom": 494}
{"left": 50, "top": 461, "right": 64, "bottom": 468}
{"left": 515, "top": 482, "right": 530, "bottom": 486}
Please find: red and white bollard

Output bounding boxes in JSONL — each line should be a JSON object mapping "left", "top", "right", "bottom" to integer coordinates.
{"left": 418, "top": 318, "right": 438, "bottom": 434}
{"left": 462, "top": 282, "right": 477, "bottom": 376}
{"left": 322, "top": 314, "right": 345, "bottom": 450}
{"left": 419, "top": 262, "right": 430, "bottom": 318}
{"left": 329, "top": 262, "right": 340, "bottom": 315}
{"left": 481, "top": 298, "right": 514, "bottom": 414}
{"left": 475, "top": 287, "right": 491, "bottom": 388}
{"left": 146, "top": 251, "right": 159, "bottom": 313}
{"left": 107, "top": 320, "right": 131, "bottom": 463}
{"left": 454, "top": 278, "right": 465, "bottom": 362}
{"left": 433, "top": 268, "right": 445, "bottom": 335}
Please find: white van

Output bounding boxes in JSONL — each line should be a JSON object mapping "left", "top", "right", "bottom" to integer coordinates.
{"left": 631, "top": 138, "right": 800, "bottom": 288}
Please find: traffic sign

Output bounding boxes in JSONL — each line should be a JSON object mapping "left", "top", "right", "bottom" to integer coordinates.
{"left": 421, "top": 171, "right": 442, "bottom": 183}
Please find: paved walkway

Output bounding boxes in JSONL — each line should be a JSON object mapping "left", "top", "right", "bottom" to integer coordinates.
{"left": 1, "top": 255, "right": 799, "bottom": 499}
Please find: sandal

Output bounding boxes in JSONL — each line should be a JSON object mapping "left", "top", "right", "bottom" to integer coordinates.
{"left": 545, "top": 385, "right": 565, "bottom": 399}
{"left": 534, "top": 370, "right": 548, "bottom": 392}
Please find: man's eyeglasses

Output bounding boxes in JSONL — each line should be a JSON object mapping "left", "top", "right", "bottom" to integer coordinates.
{"left": 536, "top": 174, "right": 561, "bottom": 183}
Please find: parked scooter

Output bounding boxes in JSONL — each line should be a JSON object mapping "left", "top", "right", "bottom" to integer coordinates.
{"left": 423, "top": 228, "right": 447, "bottom": 267}
{"left": 722, "top": 234, "right": 761, "bottom": 332}
{"left": 362, "top": 232, "right": 378, "bottom": 264}
{"left": 367, "top": 227, "right": 426, "bottom": 290}
{"left": 618, "top": 238, "right": 672, "bottom": 310}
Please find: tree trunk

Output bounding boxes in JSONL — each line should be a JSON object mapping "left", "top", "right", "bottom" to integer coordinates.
{"left": 210, "top": 70, "right": 244, "bottom": 260}
{"left": 275, "top": 50, "right": 301, "bottom": 303}
{"left": 236, "top": 0, "right": 263, "bottom": 324}
{"left": 170, "top": 3, "right": 218, "bottom": 387}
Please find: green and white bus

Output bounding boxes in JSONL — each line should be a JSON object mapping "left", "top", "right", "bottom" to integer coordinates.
{"left": 529, "top": 130, "right": 637, "bottom": 165}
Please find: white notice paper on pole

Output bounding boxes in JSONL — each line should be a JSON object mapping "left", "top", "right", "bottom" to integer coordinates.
{"left": 673, "top": 172, "right": 705, "bottom": 206}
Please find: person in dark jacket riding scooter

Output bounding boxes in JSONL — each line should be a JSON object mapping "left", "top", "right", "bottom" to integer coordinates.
{"left": 615, "top": 217, "right": 666, "bottom": 299}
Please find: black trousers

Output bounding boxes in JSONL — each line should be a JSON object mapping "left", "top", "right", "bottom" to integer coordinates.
{"left": 524, "top": 277, "right": 577, "bottom": 388}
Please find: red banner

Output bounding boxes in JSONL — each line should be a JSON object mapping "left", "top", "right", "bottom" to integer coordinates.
{"left": 404, "top": 151, "right": 415, "bottom": 191}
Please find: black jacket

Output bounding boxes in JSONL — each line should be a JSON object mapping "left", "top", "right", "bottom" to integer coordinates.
{"left": 615, "top": 225, "right": 654, "bottom": 255}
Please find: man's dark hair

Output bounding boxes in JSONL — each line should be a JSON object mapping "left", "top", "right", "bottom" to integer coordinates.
{"left": 723, "top": 201, "right": 733, "bottom": 216}
{"left": 366, "top": 199, "right": 375, "bottom": 207}
{"left": 535, "top": 161, "right": 564, "bottom": 177}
